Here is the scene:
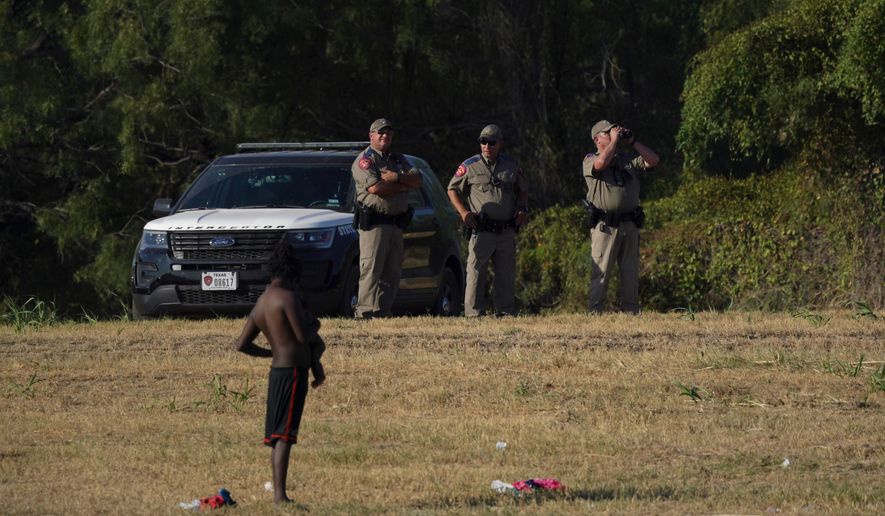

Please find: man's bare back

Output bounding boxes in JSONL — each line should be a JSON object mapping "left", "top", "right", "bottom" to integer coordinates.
{"left": 235, "top": 279, "right": 325, "bottom": 386}
{"left": 249, "top": 284, "right": 308, "bottom": 368}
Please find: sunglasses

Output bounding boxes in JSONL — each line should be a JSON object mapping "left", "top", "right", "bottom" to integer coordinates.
{"left": 376, "top": 129, "right": 394, "bottom": 135}
{"left": 479, "top": 139, "right": 498, "bottom": 146}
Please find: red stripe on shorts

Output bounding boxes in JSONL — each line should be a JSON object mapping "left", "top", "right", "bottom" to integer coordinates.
{"left": 283, "top": 368, "right": 298, "bottom": 438}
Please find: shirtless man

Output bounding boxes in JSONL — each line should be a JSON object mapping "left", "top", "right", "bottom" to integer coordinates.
{"left": 235, "top": 243, "right": 325, "bottom": 504}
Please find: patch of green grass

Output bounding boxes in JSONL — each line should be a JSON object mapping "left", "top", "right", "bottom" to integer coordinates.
{"left": 696, "top": 354, "right": 753, "bottom": 370}
{"left": 79, "top": 307, "right": 100, "bottom": 324}
{"left": 8, "top": 373, "right": 44, "bottom": 398}
{"left": 204, "top": 374, "right": 255, "bottom": 413}
{"left": 771, "top": 349, "right": 810, "bottom": 371}
{"left": 671, "top": 306, "right": 697, "bottom": 321}
{"left": 846, "top": 300, "right": 879, "bottom": 320}
{"left": 791, "top": 308, "right": 830, "bottom": 327}
{"left": 1, "top": 297, "right": 60, "bottom": 332}
{"left": 821, "top": 354, "right": 866, "bottom": 377}
{"left": 871, "top": 364, "right": 885, "bottom": 393}
{"left": 672, "top": 380, "right": 711, "bottom": 401}
{"left": 228, "top": 379, "right": 255, "bottom": 413}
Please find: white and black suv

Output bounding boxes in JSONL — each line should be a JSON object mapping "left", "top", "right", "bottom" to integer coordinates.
{"left": 131, "top": 142, "right": 463, "bottom": 318}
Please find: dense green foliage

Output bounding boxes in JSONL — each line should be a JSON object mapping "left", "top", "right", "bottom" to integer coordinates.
{"left": 1, "top": 0, "right": 882, "bottom": 315}
{"left": 679, "top": 0, "right": 885, "bottom": 176}
{"left": 643, "top": 167, "right": 883, "bottom": 310}
{"left": 516, "top": 205, "right": 591, "bottom": 312}
{"left": 517, "top": 0, "right": 884, "bottom": 312}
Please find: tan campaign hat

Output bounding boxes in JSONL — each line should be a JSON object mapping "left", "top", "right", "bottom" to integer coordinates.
{"left": 479, "top": 124, "right": 503, "bottom": 140}
{"left": 370, "top": 118, "right": 394, "bottom": 132}
{"left": 591, "top": 120, "right": 615, "bottom": 137}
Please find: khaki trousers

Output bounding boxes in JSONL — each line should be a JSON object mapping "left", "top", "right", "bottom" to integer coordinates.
{"left": 588, "top": 221, "right": 640, "bottom": 314}
{"left": 356, "top": 224, "right": 403, "bottom": 318}
{"left": 464, "top": 229, "right": 516, "bottom": 316}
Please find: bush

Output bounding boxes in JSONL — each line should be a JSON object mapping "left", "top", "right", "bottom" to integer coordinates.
{"left": 516, "top": 205, "right": 591, "bottom": 312}
{"left": 515, "top": 164, "right": 883, "bottom": 313}
{"left": 642, "top": 166, "right": 883, "bottom": 310}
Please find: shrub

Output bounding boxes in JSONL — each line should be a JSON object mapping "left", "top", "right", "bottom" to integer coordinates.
{"left": 514, "top": 164, "right": 882, "bottom": 313}
{"left": 516, "top": 205, "right": 591, "bottom": 312}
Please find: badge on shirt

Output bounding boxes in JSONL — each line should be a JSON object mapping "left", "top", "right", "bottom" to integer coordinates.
{"left": 455, "top": 164, "right": 467, "bottom": 177}
{"left": 359, "top": 158, "right": 372, "bottom": 170}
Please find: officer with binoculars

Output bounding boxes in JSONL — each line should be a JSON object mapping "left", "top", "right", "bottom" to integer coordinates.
{"left": 582, "top": 120, "right": 660, "bottom": 314}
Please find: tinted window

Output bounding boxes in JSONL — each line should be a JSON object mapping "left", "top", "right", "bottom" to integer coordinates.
{"left": 177, "top": 165, "right": 353, "bottom": 212}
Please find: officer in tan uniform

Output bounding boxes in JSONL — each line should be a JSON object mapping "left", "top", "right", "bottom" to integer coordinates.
{"left": 448, "top": 124, "right": 528, "bottom": 317}
{"left": 351, "top": 118, "right": 423, "bottom": 319}
{"left": 583, "top": 120, "right": 660, "bottom": 313}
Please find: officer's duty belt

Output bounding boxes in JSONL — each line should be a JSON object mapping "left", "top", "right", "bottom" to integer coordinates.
{"left": 582, "top": 200, "right": 645, "bottom": 229}
{"left": 476, "top": 216, "right": 517, "bottom": 233}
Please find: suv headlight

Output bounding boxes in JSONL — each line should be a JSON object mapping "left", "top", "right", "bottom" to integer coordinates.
{"left": 287, "top": 228, "right": 335, "bottom": 249}
{"left": 139, "top": 230, "right": 168, "bottom": 251}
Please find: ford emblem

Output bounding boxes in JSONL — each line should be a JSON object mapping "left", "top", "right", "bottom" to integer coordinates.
{"left": 209, "top": 237, "right": 236, "bottom": 247}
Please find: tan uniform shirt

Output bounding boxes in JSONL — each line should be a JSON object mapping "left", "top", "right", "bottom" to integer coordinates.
{"left": 351, "top": 146, "right": 418, "bottom": 215}
{"left": 447, "top": 154, "right": 526, "bottom": 221}
{"left": 581, "top": 151, "right": 648, "bottom": 213}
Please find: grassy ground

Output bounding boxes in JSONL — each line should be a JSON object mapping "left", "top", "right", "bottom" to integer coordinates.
{"left": 1, "top": 311, "right": 883, "bottom": 514}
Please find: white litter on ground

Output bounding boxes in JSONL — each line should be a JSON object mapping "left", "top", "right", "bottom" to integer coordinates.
{"left": 491, "top": 480, "right": 515, "bottom": 493}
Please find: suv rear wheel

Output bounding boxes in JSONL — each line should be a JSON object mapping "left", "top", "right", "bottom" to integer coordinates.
{"left": 337, "top": 261, "right": 359, "bottom": 317}
{"left": 433, "top": 267, "right": 460, "bottom": 316}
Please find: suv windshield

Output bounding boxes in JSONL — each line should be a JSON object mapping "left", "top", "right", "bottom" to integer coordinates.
{"left": 177, "top": 164, "right": 354, "bottom": 212}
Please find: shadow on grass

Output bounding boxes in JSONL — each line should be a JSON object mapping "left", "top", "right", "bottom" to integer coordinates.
{"left": 412, "top": 485, "right": 679, "bottom": 510}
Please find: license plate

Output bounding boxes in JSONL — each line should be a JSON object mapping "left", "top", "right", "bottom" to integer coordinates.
{"left": 201, "top": 271, "right": 238, "bottom": 291}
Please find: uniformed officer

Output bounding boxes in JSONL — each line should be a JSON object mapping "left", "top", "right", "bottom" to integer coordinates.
{"left": 351, "top": 118, "right": 423, "bottom": 319}
{"left": 447, "top": 124, "right": 528, "bottom": 317}
{"left": 583, "top": 120, "right": 660, "bottom": 313}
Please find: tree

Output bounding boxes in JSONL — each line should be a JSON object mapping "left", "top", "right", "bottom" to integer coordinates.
{"left": 679, "top": 0, "right": 885, "bottom": 177}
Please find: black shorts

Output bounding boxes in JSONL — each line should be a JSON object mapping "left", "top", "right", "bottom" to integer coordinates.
{"left": 263, "top": 367, "right": 309, "bottom": 447}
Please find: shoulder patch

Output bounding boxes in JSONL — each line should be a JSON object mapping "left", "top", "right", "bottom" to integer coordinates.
{"left": 363, "top": 148, "right": 376, "bottom": 158}
{"left": 455, "top": 164, "right": 467, "bottom": 177}
{"left": 359, "top": 157, "right": 372, "bottom": 170}
{"left": 585, "top": 152, "right": 597, "bottom": 159}
{"left": 464, "top": 156, "right": 481, "bottom": 166}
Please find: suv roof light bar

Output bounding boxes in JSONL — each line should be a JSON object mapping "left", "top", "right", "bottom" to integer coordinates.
{"left": 236, "top": 142, "right": 369, "bottom": 152}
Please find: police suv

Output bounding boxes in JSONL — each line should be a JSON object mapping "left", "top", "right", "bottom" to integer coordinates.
{"left": 131, "top": 142, "right": 463, "bottom": 319}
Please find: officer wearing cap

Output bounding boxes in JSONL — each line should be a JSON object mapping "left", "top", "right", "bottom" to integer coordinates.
{"left": 351, "top": 118, "right": 423, "bottom": 319}
{"left": 447, "top": 124, "right": 528, "bottom": 317}
{"left": 582, "top": 120, "right": 660, "bottom": 313}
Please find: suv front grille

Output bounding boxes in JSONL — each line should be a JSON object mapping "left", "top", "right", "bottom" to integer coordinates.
{"left": 178, "top": 284, "right": 266, "bottom": 305}
{"left": 170, "top": 231, "right": 285, "bottom": 261}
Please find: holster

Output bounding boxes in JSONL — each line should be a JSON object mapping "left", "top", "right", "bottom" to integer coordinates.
{"left": 354, "top": 203, "right": 413, "bottom": 230}
{"left": 582, "top": 200, "right": 603, "bottom": 229}
{"left": 582, "top": 200, "right": 644, "bottom": 229}
{"left": 397, "top": 207, "right": 414, "bottom": 229}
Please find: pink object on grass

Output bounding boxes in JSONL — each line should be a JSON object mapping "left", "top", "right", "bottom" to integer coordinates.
{"left": 511, "top": 478, "right": 565, "bottom": 492}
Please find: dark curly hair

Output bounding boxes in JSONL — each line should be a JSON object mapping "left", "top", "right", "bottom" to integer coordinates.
{"left": 268, "top": 242, "right": 302, "bottom": 284}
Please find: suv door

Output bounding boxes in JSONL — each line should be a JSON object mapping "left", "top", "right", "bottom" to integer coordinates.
{"left": 398, "top": 177, "right": 439, "bottom": 305}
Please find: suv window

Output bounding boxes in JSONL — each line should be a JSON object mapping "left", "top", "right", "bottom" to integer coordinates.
{"left": 406, "top": 186, "right": 430, "bottom": 208}
{"left": 177, "top": 164, "right": 353, "bottom": 212}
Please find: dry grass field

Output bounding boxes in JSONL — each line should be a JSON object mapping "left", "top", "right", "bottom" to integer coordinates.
{"left": 1, "top": 311, "right": 884, "bottom": 515}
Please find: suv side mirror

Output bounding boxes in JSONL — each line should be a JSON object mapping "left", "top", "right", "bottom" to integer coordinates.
{"left": 152, "top": 198, "right": 173, "bottom": 217}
